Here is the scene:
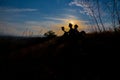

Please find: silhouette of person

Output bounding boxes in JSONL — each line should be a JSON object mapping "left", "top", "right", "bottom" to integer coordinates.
{"left": 61, "top": 23, "right": 86, "bottom": 41}
{"left": 68, "top": 23, "right": 74, "bottom": 38}
{"left": 74, "top": 24, "right": 80, "bottom": 36}
{"left": 61, "top": 26, "right": 68, "bottom": 37}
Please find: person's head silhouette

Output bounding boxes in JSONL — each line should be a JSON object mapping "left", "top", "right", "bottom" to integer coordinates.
{"left": 61, "top": 26, "right": 65, "bottom": 32}
{"left": 74, "top": 24, "right": 78, "bottom": 30}
{"left": 73, "top": 24, "right": 79, "bottom": 38}
{"left": 69, "top": 23, "right": 73, "bottom": 29}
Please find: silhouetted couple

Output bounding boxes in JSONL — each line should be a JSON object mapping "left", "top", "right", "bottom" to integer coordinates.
{"left": 61, "top": 23, "right": 86, "bottom": 40}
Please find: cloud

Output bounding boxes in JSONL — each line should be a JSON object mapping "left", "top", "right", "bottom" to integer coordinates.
{"left": 46, "top": 17, "right": 67, "bottom": 22}
{"left": 69, "top": 0, "right": 90, "bottom": 7}
{"left": 69, "top": 0, "right": 93, "bottom": 16}
{"left": 24, "top": 20, "right": 62, "bottom": 35}
{"left": 44, "top": 15, "right": 89, "bottom": 33}
{"left": 0, "top": 8, "right": 38, "bottom": 12}
{"left": 0, "top": 12, "right": 89, "bottom": 37}
{"left": 63, "top": 8, "right": 77, "bottom": 13}
{"left": 45, "top": 15, "right": 87, "bottom": 24}
{"left": 69, "top": 0, "right": 83, "bottom": 7}
{"left": 45, "top": 15, "right": 77, "bottom": 23}
{"left": 0, "top": 21, "right": 46, "bottom": 36}
{"left": 0, "top": 21, "right": 24, "bottom": 36}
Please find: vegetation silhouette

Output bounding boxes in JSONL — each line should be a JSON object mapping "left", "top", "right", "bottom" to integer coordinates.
{"left": 44, "top": 30, "right": 57, "bottom": 39}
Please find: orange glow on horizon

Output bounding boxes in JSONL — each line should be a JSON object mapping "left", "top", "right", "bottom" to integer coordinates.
{"left": 54, "top": 19, "right": 88, "bottom": 36}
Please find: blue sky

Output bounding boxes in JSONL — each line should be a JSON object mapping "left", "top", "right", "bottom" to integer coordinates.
{"left": 0, "top": 0, "right": 118, "bottom": 36}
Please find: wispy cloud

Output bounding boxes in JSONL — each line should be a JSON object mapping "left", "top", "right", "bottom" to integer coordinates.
{"left": 0, "top": 8, "right": 38, "bottom": 12}
{"left": 45, "top": 14, "right": 77, "bottom": 22}
{"left": 69, "top": 0, "right": 93, "bottom": 16}
{"left": 45, "top": 15, "right": 88, "bottom": 24}
{"left": 25, "top": 20, "right": 62, "bottom": 36}
{"left": 45, "top": 15, "right": 88, "bottom": 32}
{"left": 0, "top": 10, "right": 89, "bottom": 36}
{"left": 0, "top": 21, "right": 24, "bottom": 36}
{"left": 69, "top": 0, "right": 83, "bottom": 7}
{"left": 69, "top": 0, "right": 90, "bottom": 7}
{"left": 46, "top": 17, "right": 67, "bottom": 22}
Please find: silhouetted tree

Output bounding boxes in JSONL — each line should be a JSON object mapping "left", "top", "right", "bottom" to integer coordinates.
{"left": 104, "top": 0, "right": 120, "bottom": 31}
{"left": 74, "top": 0, "right": 102, "bottom": 32}
{"left": 96, "top": 0, "right": 106, "bottom": 32}
{"left": 114, "top": 0, "right": 120, "bottom": 27}
{"left": 44, "top": 30, "right": 57, "bottom": 38}
{"left": 70, "top": 0, "right": 120, "bottom": 32}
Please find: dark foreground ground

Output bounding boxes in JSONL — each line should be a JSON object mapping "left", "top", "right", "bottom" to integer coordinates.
{"left": 0, "top": 32, "right": 120, "bottom": 80}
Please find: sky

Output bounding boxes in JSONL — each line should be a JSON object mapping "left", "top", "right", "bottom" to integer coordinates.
{"left": 0, "top": 0, "right": 118, "bottom": 36}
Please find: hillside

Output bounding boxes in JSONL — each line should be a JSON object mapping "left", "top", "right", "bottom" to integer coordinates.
{"left": 0, "top": 32, "right": 120, "bottom": 80}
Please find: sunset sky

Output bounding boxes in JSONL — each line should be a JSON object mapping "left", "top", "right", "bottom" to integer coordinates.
{"left": 0, "top": 0, "right": 119, "bottom": 36}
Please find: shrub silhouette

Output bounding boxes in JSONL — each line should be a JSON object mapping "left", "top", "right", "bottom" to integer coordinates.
{"left": 44, "top": 30, "right": 57, "bottom": 38}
